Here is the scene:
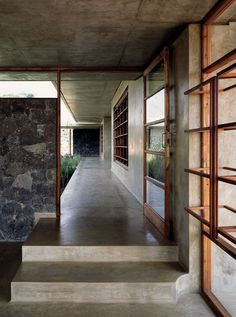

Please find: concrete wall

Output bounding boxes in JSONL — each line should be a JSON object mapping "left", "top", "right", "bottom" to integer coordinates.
{"left": 211, "top": 23, "right": 236, "bottom": 63}
{"left": 170, "top": 25, "right": 202, "bottom": 293}
{"left": 110, "top": 27, "right": 203, "bottom": 294}
{"left": 102, "top": 117, "right": 111, "bottom": 167}
{"left": 0, "top": 98, "right": 57, "bottom": 241}
{"left": 111, "top": 78, "right": 144, "bottom": 204}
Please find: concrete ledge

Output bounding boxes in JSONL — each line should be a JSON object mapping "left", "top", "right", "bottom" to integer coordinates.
{"left": 34, "top": 212, "right": 56, "bottom": 225}
{"left": 11, "top": 282, "right": 176, "bottom": 303}
{"left": 22, "top": 245, "right": 179, "bottom": 262}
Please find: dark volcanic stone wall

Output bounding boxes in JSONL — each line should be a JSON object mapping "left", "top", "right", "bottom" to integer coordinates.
{"left": 73, "top": 129, "right": 99, "bottom": 156}
{"left": 0, "top": 98, "right": 57, "bottom": 241}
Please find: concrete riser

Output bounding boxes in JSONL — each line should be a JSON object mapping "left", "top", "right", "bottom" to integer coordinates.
{"left": 22, "top": 246, "right": 178, "bottom": 262}
{"left": 11, "top": 282, "right": 176, "bottom": 303}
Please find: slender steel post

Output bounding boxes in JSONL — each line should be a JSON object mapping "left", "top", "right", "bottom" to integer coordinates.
{"left": 56, "top": 70, "right": 61, "bottom": 219}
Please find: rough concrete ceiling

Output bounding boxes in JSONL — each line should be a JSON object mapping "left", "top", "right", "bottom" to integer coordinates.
{"left": 61, "top": 79, "right": 121, "bottom": 123}
{"left": 60, "top": 72, "right": 143, "bottom": 124}
{"left": 0, "top": 0, "right": 218, "bottom": 124}
{"left": 0, "top": 0, "right": 217, "bottom": 68}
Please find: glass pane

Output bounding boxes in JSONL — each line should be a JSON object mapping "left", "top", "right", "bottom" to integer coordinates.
{"left": 147, "top": 123, "right": 165, "bottom": 152}
{"left": 146, "top": 180, "right": 165, "bottom": 219}
{"left": 0, "top": 81, "right": 57, "bottom": 98}
{"left": 0, "top": 72, "right": 57, "bottom": 98}
{"left": 211, "top": 1, "right": 236, "bottom": 64}
{"left": 146, "top": 89, "right": 165, "bottom": 123}
{"left": 218, "top": 77, "right": 236, "bottom": 125}
{"left": 211, "top": 241, "right": 236, "bottom": 316}
{"left": 147, "top": 153, "right": 165, "bottom": 183}
{"left": 147, "top": 61, "right": 164, "bottom": 96}
{"left": 0, "top": 72, "right": 56, "bottom": 81}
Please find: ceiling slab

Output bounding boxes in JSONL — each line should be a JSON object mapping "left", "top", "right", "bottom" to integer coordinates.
{"left": 0, "top": 0, "right": 219, "bottom": 125}
{"left": 61, "top": 80, "right": 121, "bottom": 123}
{"left": 0, "top": 0, "right": 217, "bottom": 67}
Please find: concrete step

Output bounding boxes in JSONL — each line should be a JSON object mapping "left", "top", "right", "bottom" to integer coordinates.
{"left": 22, "top": 245, "right": 178, "bottom": 262}
{"left": 11, "top": 262, "right": 185, "bottom": 303}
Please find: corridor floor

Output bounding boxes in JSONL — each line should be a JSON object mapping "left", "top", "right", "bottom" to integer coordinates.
{"left": 27, "top": 157, "right": 172, "bottom": 246}
{"left": 0, "top": 158, "right": 215, "bottom": 316}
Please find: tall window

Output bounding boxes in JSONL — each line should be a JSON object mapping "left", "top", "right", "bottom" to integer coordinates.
{"left": 143, "top": 48, "right": 170, "bottom": 238}
{"left": 113, "top": 89, "right": 128, "bottom": 167}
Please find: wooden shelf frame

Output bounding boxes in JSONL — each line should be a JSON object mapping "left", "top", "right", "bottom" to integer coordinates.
{"left": 186, "top": 3, "right": 236, "bottom": 316}
{"left": 184, "top": 70, "right": 236, "bottom": 246}
{"left": 114, "top": 106, "right": 128, "bottom": 122}
{"left": 113, "top": 89, "right": 128, "bottom": 167}
{"left": 185, "top": 122, "right": 236, "bottom": 133}
{"left": 185, "top": 205, "right": 236, "bottom": 248}
{"left": 218, "top": 226, "right": 236, "bottom": 245}
{"left": 185, "top": 166, "right": 236, "bottom": 184}
{"left": 114, "top": 120, "right": 128, "bottom": 131}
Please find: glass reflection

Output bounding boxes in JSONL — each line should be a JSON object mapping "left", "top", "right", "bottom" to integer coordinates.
{"left": 147, "top": 180, "right": 165, "bottom": 219}
{"left": 147, "top": 123, "right": 165, "bottom": 152}
{"left": 147, "top": 153, "right": 165, "bottom": 183}
{"left": 146, "top": 89, "right": 165, "bottom": 123}
{"left": 147, "top": 61, "right": 164, "bottom": 96}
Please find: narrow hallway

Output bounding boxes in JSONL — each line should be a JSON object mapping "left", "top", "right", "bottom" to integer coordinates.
{"left": 28, "top": 157, "right": 172, "bottom": 246}
{"left": 3, "top": 161, "right": 215, "bottom": 316}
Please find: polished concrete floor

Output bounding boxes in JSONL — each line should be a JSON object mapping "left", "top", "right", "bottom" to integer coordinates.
{"left": 0, "top": 158, "right": 216, "bottom": 315}
{"left": 27, "top": 157, "right": 173, "bottom": 246}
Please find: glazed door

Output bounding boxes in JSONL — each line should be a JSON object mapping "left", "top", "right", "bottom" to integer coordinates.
{"left": 143, "top": 47, "right": 171, "bottom": 238}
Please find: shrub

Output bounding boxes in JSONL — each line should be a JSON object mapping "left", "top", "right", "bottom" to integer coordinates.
{"left": 147, "top": 154, "right": 165, "bottom": 183}
{"left": 61, "top": 154, "right": 80, "bottom": 191}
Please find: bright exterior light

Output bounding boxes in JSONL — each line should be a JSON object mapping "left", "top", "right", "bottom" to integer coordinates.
{"left": 0, "top": 81, "right": 76, "bottom": 126}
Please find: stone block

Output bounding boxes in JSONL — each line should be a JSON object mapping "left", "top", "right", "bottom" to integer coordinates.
{"left": 23, "top": 143, "right": 46, "bottom": 155}
{"left": 13, "top": 171, "right": 33, "bottom": 192}
{"left": 0, "top": 98, "right": 56, "bottom": 241}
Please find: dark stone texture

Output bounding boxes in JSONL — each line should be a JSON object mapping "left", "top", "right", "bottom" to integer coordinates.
{"left": 0, "top": 98, "right": 57, "bottom": 241}
{"left": 73, "top": 129, "right": 99, "bottom": 157}
{"left": 0, "top": 137, "right": 9, "bottom": 156}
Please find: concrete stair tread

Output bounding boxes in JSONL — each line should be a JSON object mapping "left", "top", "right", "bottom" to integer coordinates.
{"left": 25, "top": 218, "right": 176, "bottom": 246}
{"left": 22, "top": 245, "right": 179, "bottom": 262}
{"left": 13, "top": 261, "right": 185, "bottom": 283}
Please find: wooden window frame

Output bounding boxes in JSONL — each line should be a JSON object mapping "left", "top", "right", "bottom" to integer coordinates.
{"left": 185, "top": 1, "right": 236, "bottom": 316}
{"left": 113, "top": 89, "right": 129, "bottom": 167}
{"left": 143, "top": 47, "right": 171, "bottom": 238}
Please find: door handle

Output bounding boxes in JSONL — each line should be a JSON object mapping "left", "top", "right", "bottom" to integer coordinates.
{"left": 162, "top": 133, "right": 166, "bottom": 149}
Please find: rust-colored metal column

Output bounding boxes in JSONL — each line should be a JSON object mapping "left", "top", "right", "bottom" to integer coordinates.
{"left": 56, "top": 70, "right": 61, "bottom": 218}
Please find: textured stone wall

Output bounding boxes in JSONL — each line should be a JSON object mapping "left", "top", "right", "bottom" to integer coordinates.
{"left": 0, "top": 98, "right": 57, "bottom": 241}
{"left": 61, "top": 128, "right": 72, "bottom": 156}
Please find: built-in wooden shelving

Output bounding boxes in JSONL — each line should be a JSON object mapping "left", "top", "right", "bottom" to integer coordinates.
{"left": 184, "top": 70, "right": 236, "bottom": 258}
{"left": 113, "top": 89, "right": 128, "bottom": 167}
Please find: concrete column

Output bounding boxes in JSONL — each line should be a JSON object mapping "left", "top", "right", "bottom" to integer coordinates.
{"left": 102, "top": 117, "right": 111, "bottom": 167}
{"left": 70, "top": 129, "right": 74, "bottom": 155}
